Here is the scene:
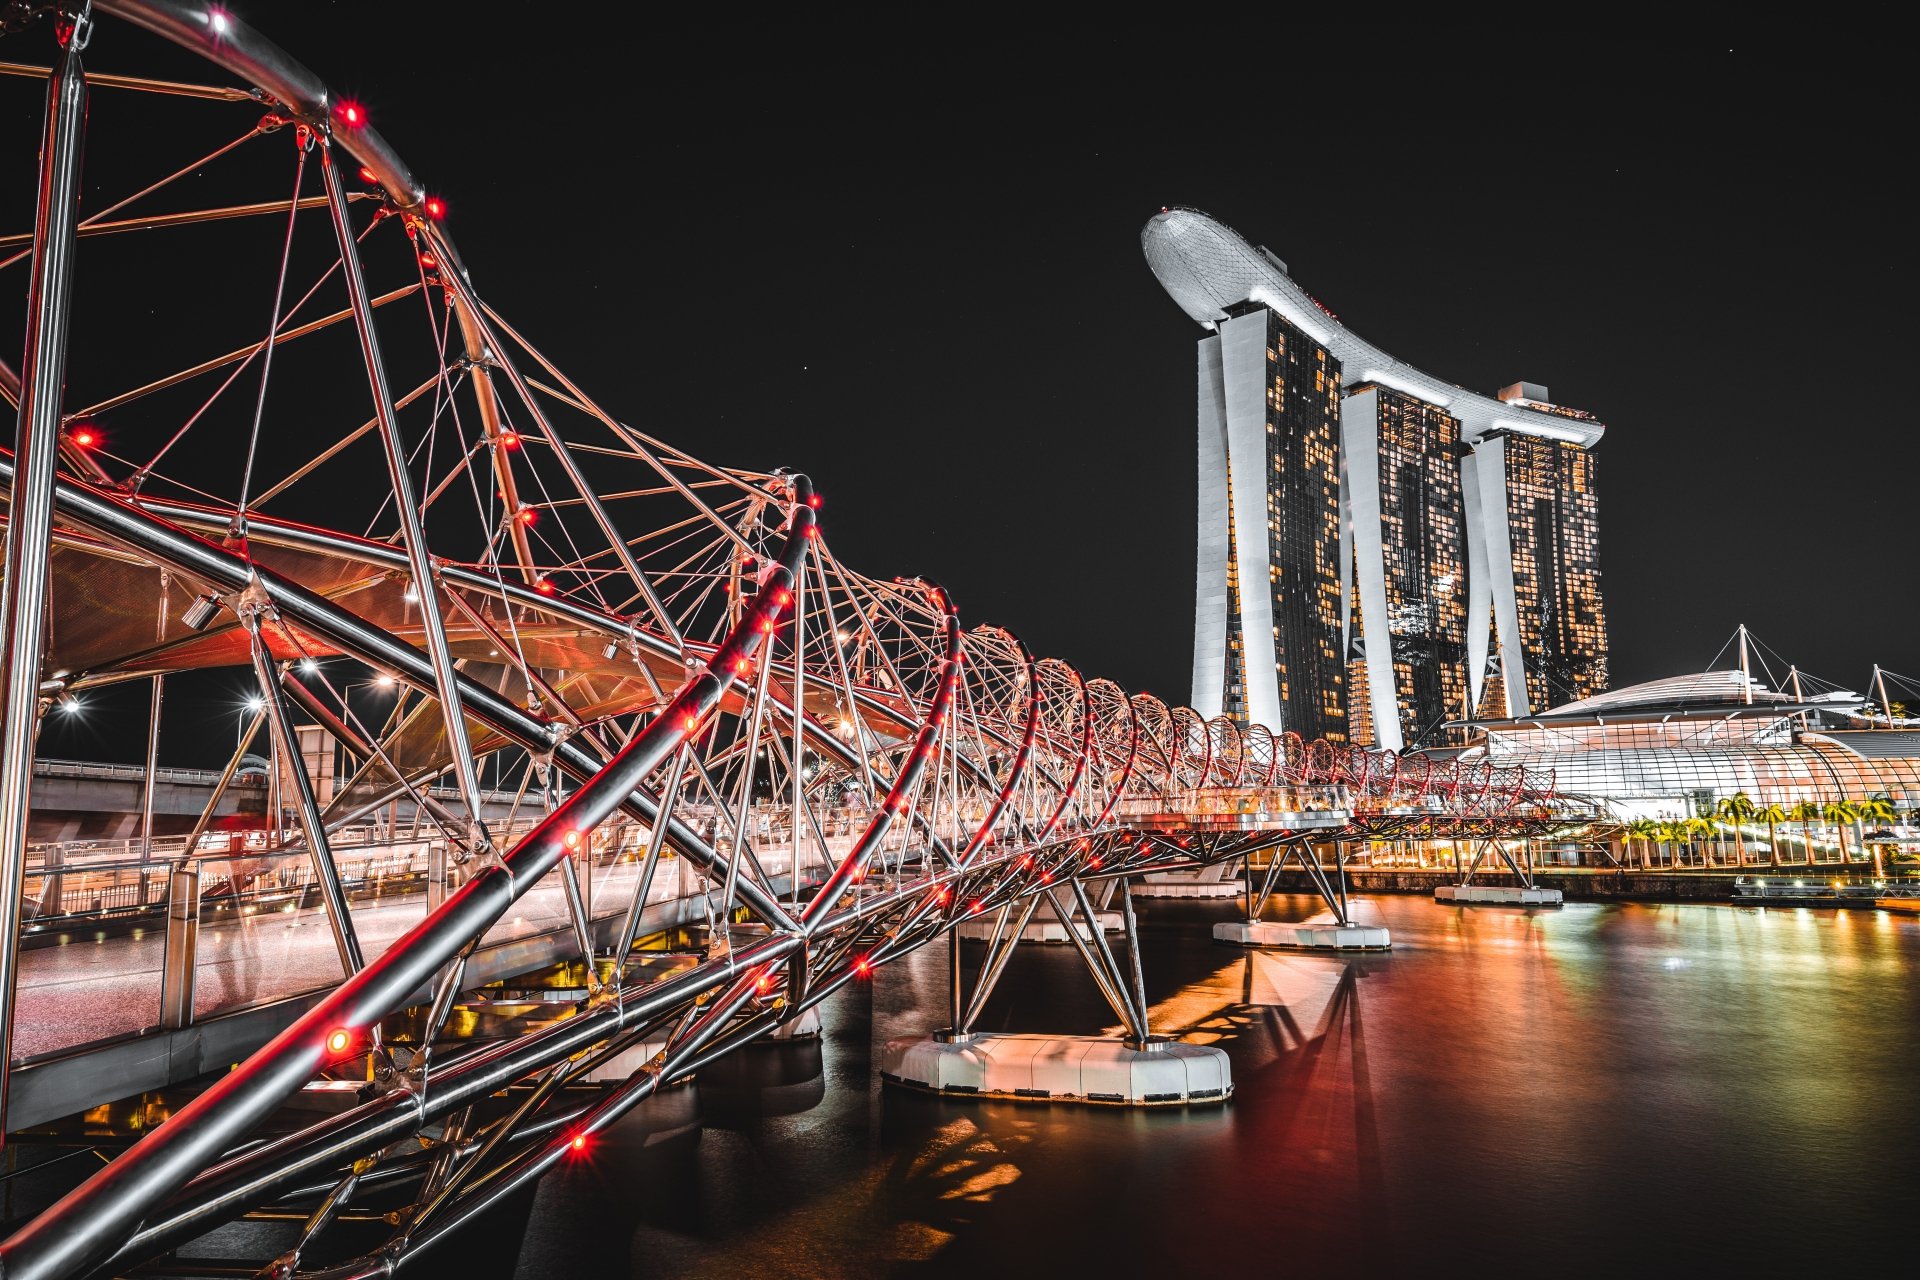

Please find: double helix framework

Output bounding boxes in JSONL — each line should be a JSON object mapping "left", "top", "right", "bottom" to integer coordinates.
{"left": 0, "top": 5, "right": 1564, "bottom": 1275}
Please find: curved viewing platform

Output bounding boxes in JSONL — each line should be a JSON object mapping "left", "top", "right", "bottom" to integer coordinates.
{"left": 1117, "top": 786, "right": 1351, "bottom": 833}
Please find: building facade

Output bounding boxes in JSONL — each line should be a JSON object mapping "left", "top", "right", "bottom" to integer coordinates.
{"left": 1144, "top": 207, "right": 1609, "bottom": 742}
{"left": 1342, "top": 385, "right": 1471, "bottom": 748}
{"left": 1196, "top": 302, "right": 1347, "bottom": 741}
{"left": 1493, "top": 423, "right": 1608, "bottom": 711}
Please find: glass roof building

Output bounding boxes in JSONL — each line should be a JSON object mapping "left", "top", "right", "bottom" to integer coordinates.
{"left": 1456, "top": 671, "right": 1920, "bottom": 819}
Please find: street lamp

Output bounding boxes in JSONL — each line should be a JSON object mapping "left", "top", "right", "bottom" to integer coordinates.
{"left": 341, "top": 674, "right": 398, "bottom": 717}
{"left": 342, "top": 677, "right": 401, "bottom": 836}
{"left": 240, "top": 696, "right": 264, "bottom": 752}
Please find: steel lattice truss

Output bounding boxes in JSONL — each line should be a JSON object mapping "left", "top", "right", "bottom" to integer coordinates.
{"left": 0, "top": 5, "right": 1565, "bottom": 1276}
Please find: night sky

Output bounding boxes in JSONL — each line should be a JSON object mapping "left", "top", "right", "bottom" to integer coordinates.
{"left": 9, "top": 11, "right": 1917, "bottom": 763}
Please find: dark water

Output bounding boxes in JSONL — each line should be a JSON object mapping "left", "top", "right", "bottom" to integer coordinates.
{"left": 515, "top": 896, "right": 1920, "bottom": 1278}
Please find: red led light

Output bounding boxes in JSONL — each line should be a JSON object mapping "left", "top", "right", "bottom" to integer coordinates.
{"left": 969, "top": 899, "right": 983, "bottom": 914}
{"left": 681, "top": 712, "right": 699, "bottom": 733}
{"left": 515, "top": 507, "right": 538, "bottom": 527}
{"left": 336, "top": 100, "right": 365, "bottom": 128}
{"left": 325, "top": 1028, "right": 353, "bottom": 1055}
{"left": 563, "top": 830, "right": 580, "bottom": 849}
{"left": 759, "top": 618, "right": 774, "bottom": 634}
{"left": 854, "top": 956, "right": 872, "bottom": 978}
{"left": 423, "top": 196, "right": 446, "bottom": 220}
{"left": 756, "top": 971, "right": 772, "bottom": 993}
{"left": 418, "top": 251, "right": 439, "bottom": 270}
{"left": 773, "top": 588, "right": 792, "bottom": 607}
{"left": 733, "top": 657, "right": 750, "bottom": 675}
{"left": 358, "top": 165, "right": 379, "bottom": 184}
{"left": 807, "top": 493, "right": 823, "bottom": 509}
{"left": 69, "top": 426, "right": 98, "bottom": 448}
{"left": 534, "top": 577, "right": 555, "bottom": 594}
{"left": 1089, "top": 856, "right": 1102, "bottom": 869}
{"left": 803, "top": 525, "right": 819, "bottom": 539}
{"left": 569, "top": 1134, "right": 587, "bottom": 1153}
{"left": 498, "top": 431, "right": 521, "bottom": 450}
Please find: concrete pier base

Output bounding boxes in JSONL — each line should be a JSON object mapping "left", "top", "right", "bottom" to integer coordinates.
{"left": 766, "top": 1005, "right": 822, "bottom": 1040}
{"left": 582, "top": 1040, "right": 669, "bottom": 1083}
{"left": 1131, "top": 873, "right": 1247, "bottom": 900}
{"left": 955, "top": 910, "right": 1119, "bottom": 944}
{"left": 1213, "top": 911, "right": 1391, "bottom": 951}
{"left": 1436, "top": 884, "right": 1563, "bottom": 906}
{"left": 881, "top": 1032, "right": 1230, "bottom": 1106}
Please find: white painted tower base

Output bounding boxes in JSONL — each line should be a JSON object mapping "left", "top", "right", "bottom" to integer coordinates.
{"left": 1213, "top": 903, "right": 1390, "bottom": 951}
{"left": 955, "top": 911, "right": 1120, "bottom": 945}
{"left": 881, "top": 1033, "right": 1230, "bottom": 1106}
{"left": 1435, "top": 884, "right": 1563, "bottom": 906}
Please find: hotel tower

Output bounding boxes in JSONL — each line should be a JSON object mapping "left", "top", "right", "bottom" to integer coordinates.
{"left": 1143, "top": 208, "right": 1609, "bottom": 749}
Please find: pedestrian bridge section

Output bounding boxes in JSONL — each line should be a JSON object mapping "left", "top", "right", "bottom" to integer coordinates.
{"left": 8, "top": 818, "right": 841, "bottom": 1130}
{"left": 0, "top": 6, "right": 1574, "bottom": 1276}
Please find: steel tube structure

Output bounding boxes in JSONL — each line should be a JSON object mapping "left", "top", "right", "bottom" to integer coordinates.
{"left": 0, "top": 10, "right": 86, "bottom": 1147}
{"left": 246, "top": 614, "right": 362, "bottom": 976}
{"left": 0, "top": 7, "right": 1568, "bottom": 1275}
{"left": 318, "top": 140, "right": 493, "bottom": 857}
{"left": 0, "top": 489, "right": 812, "bottom": 1280}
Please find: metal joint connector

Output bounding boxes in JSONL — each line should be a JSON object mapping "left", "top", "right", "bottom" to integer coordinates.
{"left": 233, "top": 576, "right": 275, "bottom": 620}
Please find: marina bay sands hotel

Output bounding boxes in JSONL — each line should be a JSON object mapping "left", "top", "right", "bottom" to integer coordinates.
{"left": 1143, "top": 207, "right": 1608, "bottom": 750}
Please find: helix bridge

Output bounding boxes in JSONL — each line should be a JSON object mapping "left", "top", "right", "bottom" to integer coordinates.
{"left": 0, "top": 4, "right": 1572, "bottom": 1276}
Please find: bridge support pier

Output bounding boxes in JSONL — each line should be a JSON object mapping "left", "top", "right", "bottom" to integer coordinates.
{"left": 1214, "top": 838, "right": 1391, "bottom": 950}
{"left": 954, "top": 878, "right": 1118, "bottom": 944}
{"left": 1129, "top": 863, "right": 1246, "bottom": 899}
{"left": 1437, "top": 836, "right": 1563, "bottom": 906}
{"left": 882, "top": 878, "right": 1231, "bottom": 1106}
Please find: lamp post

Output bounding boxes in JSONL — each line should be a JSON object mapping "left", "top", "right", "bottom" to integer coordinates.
{"left": 343, "top": 676, "right": 398, "bottom": 835}
{"left": 240, "top": 697, "right": 264, "bottom": 754}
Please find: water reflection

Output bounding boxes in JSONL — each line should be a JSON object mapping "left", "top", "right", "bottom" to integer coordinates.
{"left": 515, "top": 895, "right": 1920, "bottom": 1278}
{"left": 698, "top": 1040, "right": 827, "bottom": 1118}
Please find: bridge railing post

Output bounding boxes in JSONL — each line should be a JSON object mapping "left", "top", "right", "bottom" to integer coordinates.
{"left": 159, "top": 866, "right": 201, "bottom": 1030}
{"left": 39, "top": 846, "right": 64, "bottom": 921}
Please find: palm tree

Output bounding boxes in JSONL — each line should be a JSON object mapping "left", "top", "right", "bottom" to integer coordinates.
{"left": 1756, "top": 802, "right": 1789, "bottom": 868}
{"left": 1789, "top": 800, "right": 1823, "bottom": 864}
{"left": 1684, "top": 817, "right": 1716, "bottom": 868}
{"left": 1717, "top": 792, "right": 1757, "bottom": 866}
{"left": 1625, "top": 817, "right": 1660, "bottom": 870}
{"left": 1654, "top": 819, "right": 1684, "bottom": 868}
{"left": 1821, "top": 799, "right": 1860, "bottom": 863}
{"left": 1695, "top": 801, "right": 1726, "bottom": 866}
{"left": 1856, "top": 796, "right": 1898, "bottom": 877}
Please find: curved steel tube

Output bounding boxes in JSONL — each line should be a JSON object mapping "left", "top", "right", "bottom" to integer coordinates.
{"left": 0, "top": 472, "right": 814, "bottom": 1280}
